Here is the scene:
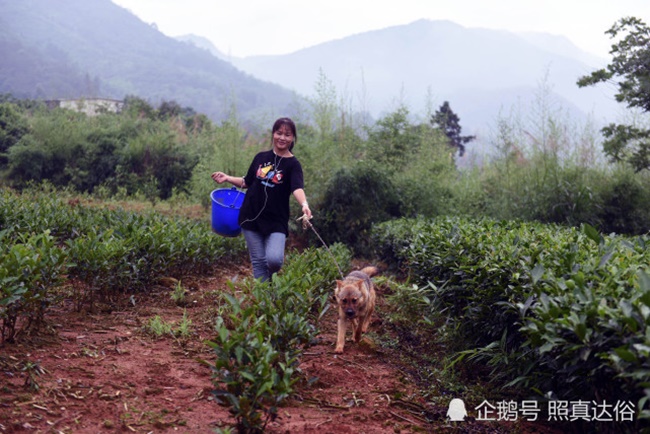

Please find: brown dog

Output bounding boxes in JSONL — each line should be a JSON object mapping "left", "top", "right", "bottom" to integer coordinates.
{"left": 334, "top": 266, "right": 378, "bottom": 353}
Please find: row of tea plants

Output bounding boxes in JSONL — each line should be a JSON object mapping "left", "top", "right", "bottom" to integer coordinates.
{"left": 0, "top": 186, "right": 243, "bottom": 342}
{"left": 205, "top": 244, "right": 351, "bottom": 433}
{"left": 371, "top": 216, "right": 650, "bottom": 427}
{"left": 0, "top": 184, "right": 355, "bottom": 432}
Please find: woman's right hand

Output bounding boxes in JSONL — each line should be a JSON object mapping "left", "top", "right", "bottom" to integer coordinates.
{"left": 211, "top": 172, "right": 229, "bottom": 184}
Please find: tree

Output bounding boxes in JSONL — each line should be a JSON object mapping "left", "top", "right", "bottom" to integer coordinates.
{"left": 157, "top": 100, "right": 183, "bottom": 120}
{"left": 366, "top": 105, "right": 420, "bottom": 169}
{"left": 310, "top": 68, "right": 337, "bottom": 140}
{"left": 0, "top": 102, "right": 28, "bottom": 166}
{"left": 577, "top": 17, "right": 650, "bottom": 172}
{"left": 430, "top": 101, "right": 475, "bottom": 157}
{"left": 123, "top": 95, "right": 156, "bottom": 120}
{"left": 318, "top": 164, "right": 402, "bottom": 255}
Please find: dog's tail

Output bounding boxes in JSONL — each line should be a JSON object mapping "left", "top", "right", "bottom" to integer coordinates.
{"left": 360, "top": 266, "right": 379, "bottom": 277}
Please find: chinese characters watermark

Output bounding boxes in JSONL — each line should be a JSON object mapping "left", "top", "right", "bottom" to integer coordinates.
{"left": 471, "top": 399, "right": 635, "bottom": 422}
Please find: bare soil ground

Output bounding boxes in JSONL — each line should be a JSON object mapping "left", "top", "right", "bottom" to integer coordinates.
{"left": 1, "top": 260, "right": 559, "bottom": 433}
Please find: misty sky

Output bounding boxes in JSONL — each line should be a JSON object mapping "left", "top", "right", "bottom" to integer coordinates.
{"left": 111, "top": 0, "right": 649, "bottom": 59}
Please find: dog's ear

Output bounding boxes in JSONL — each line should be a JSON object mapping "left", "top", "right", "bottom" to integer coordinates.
{"left": 335, "top": 280, "right": 343, "bottom": 296}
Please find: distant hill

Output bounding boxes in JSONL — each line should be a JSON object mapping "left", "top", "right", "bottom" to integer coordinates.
{"left": 230, "top": 19, "right": 618, "bottom": 136}
{"left": 0, "top": 0, "right": 300, "bottom": 123}
{"left": 175, "top": 34, "right": 231, "bottom": 62}
{"left": 515, "top": 32, "right": 605, "bottom": 68}
{"left": 0, "top": 2, "right": 619, "bottom": 137}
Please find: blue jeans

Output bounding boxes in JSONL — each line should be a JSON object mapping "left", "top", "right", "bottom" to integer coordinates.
{"left": 242, "top": 229, "right": 286, "bottom": 282}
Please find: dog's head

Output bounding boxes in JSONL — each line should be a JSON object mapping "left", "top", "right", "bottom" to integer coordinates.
{"left": 335, "top": 280, "right": 366, "bottom": 319}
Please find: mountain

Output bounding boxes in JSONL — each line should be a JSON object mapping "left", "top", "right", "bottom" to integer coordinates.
{"left": 0, "top": 2, "right": 619, "bottom": 137}
{"left": 230, "top": 19, "right": 617, "bottom": 136}
{"left": 516, "top": 32, "right": 605, "bottom": 68}
{"left": 0, "top": 0, "right": 299, "bottom": 122}
{"left": 175, "top": 34, "right": 231, "bottom": 62}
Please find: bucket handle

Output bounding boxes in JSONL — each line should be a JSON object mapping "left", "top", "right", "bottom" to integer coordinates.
{"left": 229, "top": 186, "right": 243, "bottom": 209}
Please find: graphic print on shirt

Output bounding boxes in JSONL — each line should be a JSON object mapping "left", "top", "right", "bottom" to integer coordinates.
{"left": 256, "top": 161, "right": 283, "bottom": 187}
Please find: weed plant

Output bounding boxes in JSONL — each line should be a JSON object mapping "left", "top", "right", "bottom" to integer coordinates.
{"left": 174, "top": 310, "right": 192, "bottom": 339}
{"left": 170, "top": 281, "right": 186, "bottom": 306}
{"left": 145, "top": 316, "right": 173, "bottom": 337}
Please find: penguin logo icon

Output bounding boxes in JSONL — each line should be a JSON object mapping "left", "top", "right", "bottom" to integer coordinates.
{"left": 447, "top": 398, "right": 468, "bottom": 421}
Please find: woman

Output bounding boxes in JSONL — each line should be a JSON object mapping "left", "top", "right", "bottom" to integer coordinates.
{"left": 211, "top": 117, "right": 312, "bottom": 281}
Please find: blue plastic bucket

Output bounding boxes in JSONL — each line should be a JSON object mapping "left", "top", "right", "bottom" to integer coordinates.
{"left": 211, "top": 188, "right": 245, "bottom": 237}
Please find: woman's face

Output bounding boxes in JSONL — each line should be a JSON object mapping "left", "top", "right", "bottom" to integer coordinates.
{"left": 273, "top": 124, "right": 294, "bottom": 155}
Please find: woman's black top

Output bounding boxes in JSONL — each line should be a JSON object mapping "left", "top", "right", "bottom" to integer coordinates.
{"left": 239, "top": 150, "right": 304, "bottom": 235}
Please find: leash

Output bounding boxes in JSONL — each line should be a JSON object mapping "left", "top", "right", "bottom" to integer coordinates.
{"left": 296, "top": 214, "right": 345, "bottom": 280}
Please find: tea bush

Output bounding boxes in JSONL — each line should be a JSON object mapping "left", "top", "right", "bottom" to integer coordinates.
{"left": 372, "top": 217, "right": 590, "bottom": 347}
{"left": 521, "top": 233, "right": 650, "bottom": 417}
{"left": 206, "top": 244, "right": 350, "bottom": 433}
{"left": 371, "top": 216, "right": 650, "bottom": 424}
{"left": 0, "top": 231, "right": 67, "bottom": 342}
{"left": 0, "top": 186, "right": 245, "bottom": 340}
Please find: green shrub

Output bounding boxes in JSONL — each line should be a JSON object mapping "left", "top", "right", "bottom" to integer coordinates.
{"left": 205, "top": 244, "right": 350, "bottom": 433}
{"left": 317, "top": 164, "right": 402, "bottom": 255}
{"left": 0, "top": 102, "right": 29, "bottom": 162}
{"left": 521, "top": 233, "right": 650, "bottom": 419}
{"left": 371, "top": 216, "right": 650, "bottom": 424}
{"left": 598, "top": 166, "right": 650, "bottom": 235}
{"left": 0, "top": 231, "right": 67, "bottom": 342}
{"left": 207, "top": 294, "right": 298, "bottom": 433}
{"left": 0, "top": 186, "right": 245, "bottom": 320}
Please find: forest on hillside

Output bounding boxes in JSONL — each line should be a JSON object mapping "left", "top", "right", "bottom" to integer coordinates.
{"left": 1, "top": 17, "right": 650, "bottom": 248}
{"left": 1, "top": 79, "right": 649, "bottom": 253}
{"left": 0, "top": 0, "right": 298, "bottom": 122}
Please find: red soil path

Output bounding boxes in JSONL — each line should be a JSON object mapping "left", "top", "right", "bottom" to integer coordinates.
{"left": 1, "top": 262, "right": 556, "bottom": 433}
